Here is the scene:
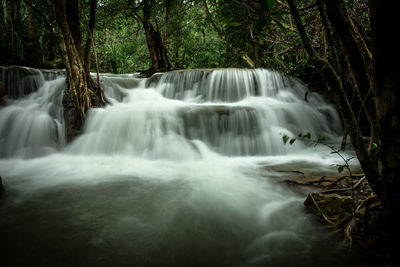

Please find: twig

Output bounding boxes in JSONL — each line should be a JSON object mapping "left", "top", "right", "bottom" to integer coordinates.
{"left": 320, "top": 176, "right": 366, "bottom": 194}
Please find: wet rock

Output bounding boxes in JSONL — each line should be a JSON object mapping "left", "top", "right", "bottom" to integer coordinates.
{"left": 0, "top": 81, "right": 7, "bottom": 106}
{"left": 145, "top": 72, "right": 164, "bottom": 86}
{"left": 63, "top": 87, "right": 82, "bottom": 142}
{"left": 0, "top": 66, "right": 45, "bottom": 98}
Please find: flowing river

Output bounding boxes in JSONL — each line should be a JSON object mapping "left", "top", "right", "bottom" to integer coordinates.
{"left": 0, "top": 66, "right": 361, "bottom": 266}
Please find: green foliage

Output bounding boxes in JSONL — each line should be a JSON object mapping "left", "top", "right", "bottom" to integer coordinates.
{"left": 282, "top": 135, "right": 290, "bottom": 144}
{"left": 0, "top": 0, "right": 371, "bottom": 78}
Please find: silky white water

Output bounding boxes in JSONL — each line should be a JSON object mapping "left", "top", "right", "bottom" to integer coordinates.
{"left": 0, "top": 67, "right": 361, "bottom": 266}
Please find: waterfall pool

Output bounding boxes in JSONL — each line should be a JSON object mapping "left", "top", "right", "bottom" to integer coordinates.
{"left": 0, "top": 67, "right": 362, "bottom": 266}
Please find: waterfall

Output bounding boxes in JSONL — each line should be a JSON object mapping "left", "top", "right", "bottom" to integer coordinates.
{"left": 0, "top": 67, "right": 360, "bottom": 266}
{"left": 0, "top": 67, "right": 343, "bottom": 159}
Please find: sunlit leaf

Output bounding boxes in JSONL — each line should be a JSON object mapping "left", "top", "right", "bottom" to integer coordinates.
{"left": 371, "top": 143, "right": 378, "bottom": 150}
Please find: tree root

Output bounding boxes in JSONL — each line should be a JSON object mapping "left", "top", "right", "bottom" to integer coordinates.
{"left": 302, "top": 173, "right": 387, "bottom": 263}
{"left": 320, "top": 176, "right": 366, "bottom": 194}
{"left": 307, "top": 192, "right": 336, "bottom": 224}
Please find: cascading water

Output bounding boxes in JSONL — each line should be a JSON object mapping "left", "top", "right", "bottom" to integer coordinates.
{"left": 0, "top": 67, "right": 361, "bottom": 266}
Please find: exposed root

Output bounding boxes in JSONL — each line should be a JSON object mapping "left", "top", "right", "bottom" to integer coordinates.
{"left": 343, "top": 218, "right": 355, "bottom": 246}
{"left": 320, "top": 176, "right": 366, "bottom": 195}
{"left": 299, "top": 174, "right": 388, "bottom": 264}
{"left": 307, "top": 192, "right": 336, "bottom": 225}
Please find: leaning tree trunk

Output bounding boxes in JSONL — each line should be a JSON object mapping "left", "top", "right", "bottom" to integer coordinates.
{"left": 322, "top": 0, "right": 377, "bottom": 155}
{"left": 287, "top": 0, "right": 381, "bottom": 197}
{"left": 83, "top": 0, "right": 97, "bottom": 76}
{"left": 53, "top": 0, "right": 105, "bottom": 141}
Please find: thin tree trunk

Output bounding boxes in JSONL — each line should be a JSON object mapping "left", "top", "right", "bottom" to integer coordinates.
{"left": 316, "top": 0, "right": 341, "bottom": 74}
{"left": 287, "top": 0, "right": 380, "bottom": 197}
{"left": 3, "top": 0, "right": 8, "bottom": 24}
{"left": 323, "top": 0, "right": 377, "bottom": 156}
{"left": 84, "top": 0, "right": 97, "bottom": 76}
{"left": 143, "top": 20, "right": 161, "bottom": 70}
{"left": 154, "top": 17, "right": 170, "bottom": 69}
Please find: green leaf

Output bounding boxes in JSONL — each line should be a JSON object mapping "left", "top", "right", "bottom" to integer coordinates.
{"left": 282, "top": 135, "right": 289, "bottom": 144}
{"left": 371, "top": 143, "right": 378, "bottom": 150}
{"left": 230, "top": 22, "right": 241, "bottom": 27}
{"left": 338, "top": 166, "right": 344, "bottom": 173}
{"left": 289, "top": 138, "right": 296, "bottom": 145}
{"left": 357, "top": 94, "right": 362, "bottom": 102}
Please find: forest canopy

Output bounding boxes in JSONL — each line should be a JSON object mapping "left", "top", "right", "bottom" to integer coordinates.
{"left": 0, "top": 0, "right": 369, "bottom": 76}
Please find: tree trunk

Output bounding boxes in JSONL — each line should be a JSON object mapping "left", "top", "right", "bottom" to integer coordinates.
{"left": 143, "top": 20, "right": 161, "bottom": 70}
{"left": 53, "top": 0, "right": 105, "bottom": 141}
{"left": 142, "top": 18, "right": 170, "bottom": 72}
{"left": 3, "top": 0, "right": 8, "bottom": 24}
{"left": 65, "top": 0, "right": 83, "bottom": 60}
{"left": 83, "top": 0, "right": 97, "bottom": 76}
{"left": 323, "top": 1, "right": 377, "bottom": 155}
{"left": 369, "top": 1, "right": 400, "bottom": 265}
{"left": 287, "top": 0, "right": 381, "bottom": 197}
{"left": 155, "top": 23, "right": 170, "bottom": 69}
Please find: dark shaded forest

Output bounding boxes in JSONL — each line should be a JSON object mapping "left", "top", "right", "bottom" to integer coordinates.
{"left": 1, "top": 0, "right": 400, "bottom": 266}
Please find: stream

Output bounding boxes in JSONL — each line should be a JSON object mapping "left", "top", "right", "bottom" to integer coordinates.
{"left": 0, "top": 66, "right": 362, "bottom": 266}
